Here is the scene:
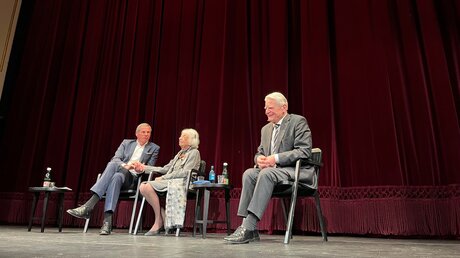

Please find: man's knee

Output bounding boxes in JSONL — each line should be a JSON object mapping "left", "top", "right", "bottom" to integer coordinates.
{"left": 110, "top": 173, "right": 124, "bottom": 185}
{"left": 258, "top": 167, "right": 278, "bottom": 182}
{"left": 243, "top": 168, "right": 258, "bottom": 179}
{"left": 105, "top": 161, "right": 119, "bottom": 171}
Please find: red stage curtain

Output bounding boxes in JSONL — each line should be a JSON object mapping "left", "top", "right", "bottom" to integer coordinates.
{"left": 0, "top": 0, "right": 459, "bottom": 237}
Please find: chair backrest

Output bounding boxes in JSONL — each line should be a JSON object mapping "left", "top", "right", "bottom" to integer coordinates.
{"left": 310, "top": 148, "right": 322, "bottom": 177}
{"left": 273, "top": 148, "right": 322, "bottom": 195}
{"left": 186, "top": 160, "right": 206, "bottom": 191}
{"left": 297, "top": 147, "right": 322, "bottom": 192}
{"left": 121, "top": 175, "right": 142, "bottom": 196}
{"left": 197, "top": 160, "right": 206, "bottom": 177}
{"left": 96, "top": 173, "right": 140, "bottom": 198}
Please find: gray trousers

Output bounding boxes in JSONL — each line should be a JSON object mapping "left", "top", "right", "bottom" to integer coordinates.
{"left": 90, "top": 161, "right": 136, "bottom": 212}
{"left": 237, "top": 166, "right": 295, "bottom": 220}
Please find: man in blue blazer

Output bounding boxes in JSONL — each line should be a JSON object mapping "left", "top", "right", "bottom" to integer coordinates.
{"left": 67, "top": 123, "right": 160, "bottom": 235}
{"left": 225, "top": 92, "right": 315, "bottom": 244}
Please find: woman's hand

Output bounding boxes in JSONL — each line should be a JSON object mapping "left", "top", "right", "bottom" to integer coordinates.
{"left": 132, "top": 161, "right": 145, "bottom": 173}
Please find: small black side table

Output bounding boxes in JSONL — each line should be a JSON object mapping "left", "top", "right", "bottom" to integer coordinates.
{"left": 28, "top": 187, "right": 72, "bottom": 232}
{"left": 192, "top": 183, "right": 232, "bottom": 238}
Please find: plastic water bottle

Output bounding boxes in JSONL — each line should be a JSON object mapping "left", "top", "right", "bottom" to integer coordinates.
{"left": 43, "top": 167, "right": 52, "bottom": 187}
{"left": 222, "top": 162, "right": 228, "bottom": 184}
{"left": 209, "top": 165, "right": 215, "bottom": 183}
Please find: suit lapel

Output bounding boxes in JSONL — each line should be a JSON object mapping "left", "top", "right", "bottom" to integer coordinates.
{"left": 263, "top": 125, "right": 273, "bottom": 155}
{"left": 126, "top": 141, "right": 136, "bottom": 161}
{"left": 139, "top": 143, "right": 151, "bottom": 163}
{"left": 274, "top": 114, "right": 290, "bottom": 154}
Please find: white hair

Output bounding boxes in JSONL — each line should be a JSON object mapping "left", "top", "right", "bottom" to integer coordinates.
{"left": 182, "top": 128, "right": 200, "bottom": 148}
{"left": 136, "top": 123, "right": 152, "bottom": 133}
{"left": 265, "top": 92, "right": 288, "bottom": 108}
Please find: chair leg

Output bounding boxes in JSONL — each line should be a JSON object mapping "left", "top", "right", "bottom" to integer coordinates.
{"left": 193, "top": 189, "right": 202, "bottom": 237}
{"left": 83, "top": 218, "right": 90, "bottom": 233}
{"left": 129, "top": 192, "right": 140, "bottom": 234}
{"left": 284, "top": 187, "right": 299, "bottom": 244}
{"left": 176, "top": 228, "right": 180, "bottom": 237}
{"left": 314, "top": 193, "right": 328, "bottom": 241}
{"left": 134, "top": 196, "right": 147, "bottom": 235}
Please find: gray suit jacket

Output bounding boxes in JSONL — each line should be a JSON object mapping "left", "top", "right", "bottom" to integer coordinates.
{"left": 255, "top": 114, "right": 317, "bottom": 188}
{"left": 145, "top": 147, "right": 201, "bottom": 179}
{"left": 111, "top": 139, "right": 160, "bottom": 167}
{"left": 144, "top": 147, "right": 201, "bottom": 191}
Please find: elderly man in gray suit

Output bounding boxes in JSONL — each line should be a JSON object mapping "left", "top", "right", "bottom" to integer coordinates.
{"left": 225, "top": 92, "right": 315, "bottom": 244}
{"left": 67, "top": 123, "right": 160, "bottom": 235}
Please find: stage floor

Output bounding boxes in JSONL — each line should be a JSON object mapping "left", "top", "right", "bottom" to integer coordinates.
{"left": 0, "top": 225, "right": 458, "bottom": 257}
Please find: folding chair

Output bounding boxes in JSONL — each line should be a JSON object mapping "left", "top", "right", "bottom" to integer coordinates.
{"left": 272, "top": 148, "right": 328, "bottom": 243}
{"left": 133, "top": 160, "right": 206, "bottom": 236}
{"left": 83, "top": 172, "right": 153, "bottom": 233}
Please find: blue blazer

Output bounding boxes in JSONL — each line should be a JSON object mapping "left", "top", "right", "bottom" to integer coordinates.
{"left": 110, "top": 139, "right": 160, "bottom": 166}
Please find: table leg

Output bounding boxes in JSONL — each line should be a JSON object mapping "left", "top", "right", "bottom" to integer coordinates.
{"left": 196, "top": 191, "right": 202, "bottom": 235}
{"left": 202, "top": 188, "right": 210, "bottom": 239}
{"left": 193, "top": 189, "right": 201, "bottom": 237}
{"left": 225, "top": 188, "right": 231, "bottom": 235}
{"left": 57, "top": 193, "right": 65, "bottom": 232}
{"left": 41, "top": 192, "right": 50, "bottom": 232}
{"left": 28, "top": 192, "right": 39, "bottom": 231}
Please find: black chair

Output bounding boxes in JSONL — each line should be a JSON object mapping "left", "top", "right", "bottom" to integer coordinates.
{"left": 272, "top": 147, "right": 328, "bottom": 244}
{"left": 83, "top": 171, "right": 153, "bottom": 233}
{"left": 133, "top": 160, "right": 206, "bottom": 236}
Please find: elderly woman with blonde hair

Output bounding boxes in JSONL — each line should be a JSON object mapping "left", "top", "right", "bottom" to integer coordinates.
{"left": 135, "top": 128, "right": 201, "bottom": 235}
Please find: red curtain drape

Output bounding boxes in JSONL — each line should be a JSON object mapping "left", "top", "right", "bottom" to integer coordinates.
{"left": 1, "top": 0, "right": 459, "bottom": 237}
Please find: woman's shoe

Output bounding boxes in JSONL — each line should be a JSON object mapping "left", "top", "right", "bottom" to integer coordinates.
{"left": 144, "top": 226, "right": 165, "bottom": 236}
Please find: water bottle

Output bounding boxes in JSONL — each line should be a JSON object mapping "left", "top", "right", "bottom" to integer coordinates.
{"left": 43, "top": 167, "right": 52, "bottom": 187}
{"left": 222, "top": 162, "right": 228, "bottom": 184}
{"left": 209, "top": 165, "right": 215, "bottom": 183}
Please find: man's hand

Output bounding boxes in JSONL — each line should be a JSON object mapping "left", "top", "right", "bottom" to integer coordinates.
{"left": 264, "top": 155, "right": 277, "bottom": 167}
{"left": 256, "top": 155, "right": 268, "bottom": 169}
{"left": 257, "top": 155, "right": 277, "bottom": 169}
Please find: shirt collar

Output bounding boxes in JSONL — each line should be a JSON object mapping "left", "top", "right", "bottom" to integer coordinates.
{"left": 136, "top": 140, "right": 147, "bottom": 147}
{"left": 274, "top": 114, "right": 287, "bottom": 127}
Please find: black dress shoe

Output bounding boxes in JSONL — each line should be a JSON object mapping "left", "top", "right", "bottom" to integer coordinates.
{"left": 100, "top": 221, "right": 112, "bottom": 235}
{"left": 224, "top": 226, "right": 260, "bottom": 242}
{"left": 224, "top": 226, "right": 244, "bottom": 241}
{"left": 66, "top": 206, "right": 92, "bottom": 219}
{"left": 224, "top": 226, "right": 254, "bottom": 244}
{"left": 253, "top": 230, "right": 260, "bottom": 241}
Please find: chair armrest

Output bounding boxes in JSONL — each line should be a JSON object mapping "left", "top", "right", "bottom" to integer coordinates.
{"left": 301, "top": 158, "right": 323, "bottom": 167}
{"left": 293, "top": 159, "right": 301, "bottom": 182}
